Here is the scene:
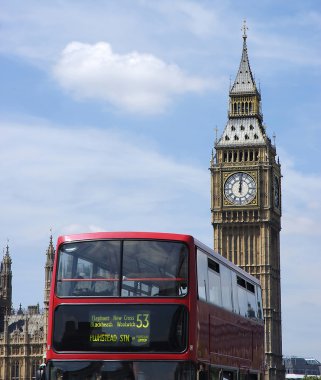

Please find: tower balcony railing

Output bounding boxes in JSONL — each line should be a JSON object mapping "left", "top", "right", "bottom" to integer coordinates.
{"left": 228, "top": 110, "right": 263, "bottom": 120}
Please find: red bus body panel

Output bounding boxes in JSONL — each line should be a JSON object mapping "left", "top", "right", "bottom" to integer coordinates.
{"left": 47, "top": 231, "right": 264, "bottom": 374}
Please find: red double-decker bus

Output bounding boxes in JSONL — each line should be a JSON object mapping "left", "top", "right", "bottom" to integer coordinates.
{"left": 41, "top": 232, "right": 264, "bottom": 380}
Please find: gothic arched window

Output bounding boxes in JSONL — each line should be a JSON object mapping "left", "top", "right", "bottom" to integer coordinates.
{"left": 11, "top": 360, "right": 19, "bottom": 380}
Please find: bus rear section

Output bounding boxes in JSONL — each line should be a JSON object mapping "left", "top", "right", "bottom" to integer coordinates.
{"left": 42, "top": 232, "right": 263, "bottom": 380}
{"left": 195, "top": 240, "right": 264, "bottom": 379}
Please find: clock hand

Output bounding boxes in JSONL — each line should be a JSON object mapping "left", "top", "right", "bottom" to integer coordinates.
{"left": 239, "top": 174, "right": 243, "bottom": 193}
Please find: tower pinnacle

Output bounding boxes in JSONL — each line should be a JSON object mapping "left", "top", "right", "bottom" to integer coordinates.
{"left": 216, "top": 28, "right": 264, "bottom": 147}
{"left": 230, "top": 22, "right": 257, "bottom": 96}
{"left": 242, "top": 19, "right": 248, "bottom": 40}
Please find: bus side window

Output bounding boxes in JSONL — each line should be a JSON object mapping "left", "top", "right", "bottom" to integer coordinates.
{"left": 246, "top": 282, "right": 258, "bottom": 318}
{"left": 197, "top": 249, "right": 208, "bottom": 301}
{"left": 220, "top": 265, "right": 233, "bottom": 312}
{"left": 208, "top": 259, "right": 222, "bottom": 307}
{"left": 236, "top": 276, "right": 248, "bottom": 317}
{"left": 236, "top": 276, "right": 259, "bottom": 318}
{"left": 231, "top": 272, "right": 240, "bottom": 314}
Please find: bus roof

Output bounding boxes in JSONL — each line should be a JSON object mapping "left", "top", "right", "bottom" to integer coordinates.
{"left": 194, "top": 237, "right": 261, "bottom": 286}
{"left": 57, "top": 231, "right": 194, "bottom": 245}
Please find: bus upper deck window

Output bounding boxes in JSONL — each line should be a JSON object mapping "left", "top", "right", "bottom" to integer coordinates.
{"left": 56, "top": 239, "right": 188, "bottom": 298}
{"left": 122, "top": 241, "right": 188, "bottom": 297}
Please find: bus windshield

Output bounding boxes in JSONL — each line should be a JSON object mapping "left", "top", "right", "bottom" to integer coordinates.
{"left": 56, "top": 240, "right": 188, "bottom": 297}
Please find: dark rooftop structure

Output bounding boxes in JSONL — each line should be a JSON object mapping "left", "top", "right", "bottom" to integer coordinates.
{"left": 283, "top": 356, "right": 321, "bottom": 378}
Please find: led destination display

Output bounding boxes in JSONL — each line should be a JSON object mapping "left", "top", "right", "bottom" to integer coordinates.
{"left": 89, "top": 310, "right": 150, "bottom": 347}
{"left": 53, "top": 304, "right": 187, "bottom": 352}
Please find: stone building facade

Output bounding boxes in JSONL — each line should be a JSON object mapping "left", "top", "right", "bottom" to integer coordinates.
{"left": 0, "top": 237, "right": 54, "bottom": 380}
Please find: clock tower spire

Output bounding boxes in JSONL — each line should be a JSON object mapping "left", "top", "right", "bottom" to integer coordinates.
{"left": 210, "top": 24, "right": 284, "bottom": 380}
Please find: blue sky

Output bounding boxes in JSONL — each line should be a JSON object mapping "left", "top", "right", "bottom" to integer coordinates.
{"left": 1, "top": 0, "right": 321, "bottom": 360}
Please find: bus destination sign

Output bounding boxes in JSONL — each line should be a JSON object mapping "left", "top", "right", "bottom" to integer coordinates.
{"left": 89, "top": 310, "right": 151, "bottom": 347}
{"left": 54, "top": 304, "right": 187, "bottom": 352}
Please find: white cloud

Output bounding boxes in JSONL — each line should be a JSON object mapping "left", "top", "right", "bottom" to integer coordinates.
{"left": 0, "top": 120, "right": 211, "bottom": 241}
{"left": 0, "top": 119, "right": 213, "bottom": 306}
{"left": 53, "top": 42, "right": 212, "bottom": 114}
{"left": 281, "top": 154, "right": 321, "bottom": 236}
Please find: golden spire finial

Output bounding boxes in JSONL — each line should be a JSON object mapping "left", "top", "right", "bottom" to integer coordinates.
{"left": 242, "top": 19, "right": 248, "bottom": 40}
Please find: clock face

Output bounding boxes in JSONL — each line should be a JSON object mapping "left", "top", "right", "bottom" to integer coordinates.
{"left": 224, "top": 172, "right": 256, "bottom": 205}
{"left": 274, "top": 176, "right": 280, "bottom": 208}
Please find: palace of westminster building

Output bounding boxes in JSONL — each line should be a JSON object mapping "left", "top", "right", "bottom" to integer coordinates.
{"left": 0, "top": 236, "right": 54, "bottom": 380}
{"left": 0, "top": 25, "right": 283, "bottom": 380}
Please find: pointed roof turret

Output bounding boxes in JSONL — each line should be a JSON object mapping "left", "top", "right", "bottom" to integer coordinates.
{"left": 3, "top": 244, "right": 12, "bottom": 271}
{"left": 216, "top": 21, "right": 266, "bottom": 148}
{"left": 230, "top": 20, "right": 258, "bottom": 96}
{"left": 46, "top": 233, "right": 55, "bottom": 267}
{"left": 17, "top": 303, "right": 24, "bottom": 315}
{"left": 44, "top": 233, "right": 55, "bottom": 307}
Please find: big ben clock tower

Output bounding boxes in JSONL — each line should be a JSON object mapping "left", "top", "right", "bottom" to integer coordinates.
{"left": 210, "top": 23, "right": 284, "bottom": 380}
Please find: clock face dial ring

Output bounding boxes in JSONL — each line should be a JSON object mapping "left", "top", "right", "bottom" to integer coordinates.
{"left": 224, "top": 172, "right": 256, "bottom": 205}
